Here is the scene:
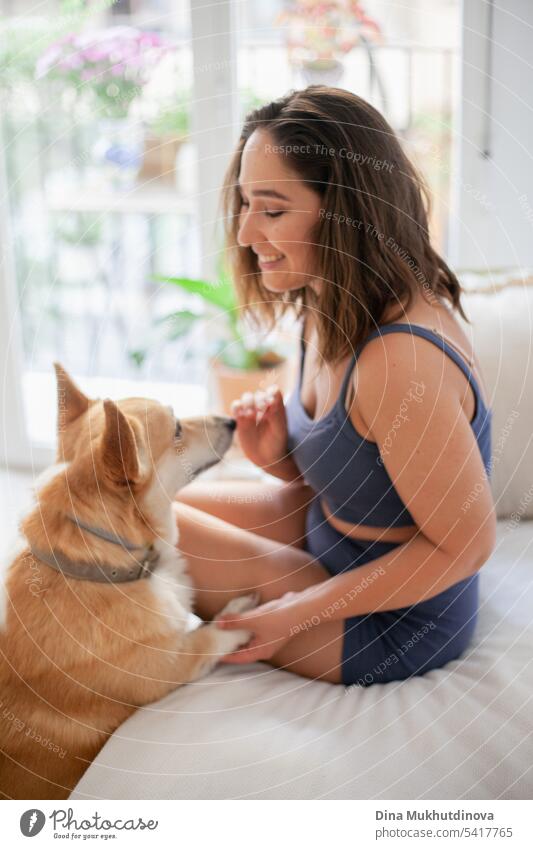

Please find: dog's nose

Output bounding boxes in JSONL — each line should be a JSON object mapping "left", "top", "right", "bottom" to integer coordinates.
{"left": 225, "top": 417, "right": 237, "bottom": 431}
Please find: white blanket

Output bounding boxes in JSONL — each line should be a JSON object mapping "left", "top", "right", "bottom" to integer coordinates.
{"left": 72, "top": 520, "right": 533, "bottom": 800}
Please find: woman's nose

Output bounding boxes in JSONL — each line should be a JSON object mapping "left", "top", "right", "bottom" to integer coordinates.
{"left": 237, "top": 207, "right": 260, "bottom": 248}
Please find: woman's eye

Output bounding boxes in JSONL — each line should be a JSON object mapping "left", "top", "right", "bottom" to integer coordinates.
{"left": 239, "top": 199, "right": 283, "bottom": 218}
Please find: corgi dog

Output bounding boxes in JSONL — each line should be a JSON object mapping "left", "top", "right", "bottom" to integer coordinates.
{"left": 0, "top": 364, "right": 257, "bottom": 800}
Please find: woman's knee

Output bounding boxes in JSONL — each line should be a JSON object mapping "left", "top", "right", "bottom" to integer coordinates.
{"left": 174, "top": 478, "right": 314, "bottom": 547}
{"left": 257, "top": 554, "right": 330, "bottom": 604}
{"left": 269, "top": 620, "right": 344, "bottom": 683}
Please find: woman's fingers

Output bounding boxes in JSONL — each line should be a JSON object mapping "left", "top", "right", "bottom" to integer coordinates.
{"left": 231, "top": 385, "right": 280, "bottom": 425}
{"left": 231, "top": 406, "right": 256, "bottom": 436}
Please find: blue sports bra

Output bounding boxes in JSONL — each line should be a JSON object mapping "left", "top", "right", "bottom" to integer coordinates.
{"left": 285, "top": 319, "right": 493, "bottom": 528}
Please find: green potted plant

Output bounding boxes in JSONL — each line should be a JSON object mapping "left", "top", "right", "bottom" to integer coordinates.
{"left": 130, "top": 269, "right": 291, "bottom": 415}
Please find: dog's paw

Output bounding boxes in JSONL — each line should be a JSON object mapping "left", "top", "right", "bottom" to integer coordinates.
{"left": 211, "top": 625, "right": 253, "bottom": 657}
{"left": 219, "top": 592, "right": 260, "bottom": 617}
{"left": 210, "top": 593, "right": 260, "bottom": 659}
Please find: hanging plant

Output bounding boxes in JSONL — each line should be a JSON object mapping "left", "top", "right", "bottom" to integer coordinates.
{"left": 278, "top": 0, "right": 382, "bottom": 71}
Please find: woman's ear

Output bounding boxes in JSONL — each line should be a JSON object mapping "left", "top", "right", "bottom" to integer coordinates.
{"left": 99, "top": 399, "right": 146, "bottom": 487}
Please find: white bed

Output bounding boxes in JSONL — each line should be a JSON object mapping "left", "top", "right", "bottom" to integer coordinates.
{"left": 72, "top": 278, "right": 533, "bottom": 801}
{"left": 71, "top": 518, "right": 532, "bottom": 800}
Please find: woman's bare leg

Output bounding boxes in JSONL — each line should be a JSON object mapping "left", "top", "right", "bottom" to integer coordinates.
{"left": 175, "top": 478, "right": 316, "bottom": 547}
{"left": 173, "top": 480, "right": 345, "bottom": 684}
{"left": 173, "top": 500, "right": 329, "bottom": 619}
{"left": 269, "top": 620, "right": 344, "bottom": 684}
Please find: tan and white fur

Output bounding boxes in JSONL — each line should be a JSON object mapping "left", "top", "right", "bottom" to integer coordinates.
{"left": 0, "top": 364, "right": 257, "bottom": 799}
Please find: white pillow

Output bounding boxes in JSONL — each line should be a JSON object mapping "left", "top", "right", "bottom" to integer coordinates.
{"left": 458, "top": 277, "right": 533, "bottom": 519}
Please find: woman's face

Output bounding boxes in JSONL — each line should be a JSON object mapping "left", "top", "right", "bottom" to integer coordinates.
{"left": 236, "top": 129, "right": 323, "bottom": 293}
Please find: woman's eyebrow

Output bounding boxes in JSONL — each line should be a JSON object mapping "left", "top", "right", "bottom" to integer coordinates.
{"left": 251, "top": 189, "right": 291, "bottom": 200}
{"left": 238, "top": 184, "right": 291, "bottom": 201}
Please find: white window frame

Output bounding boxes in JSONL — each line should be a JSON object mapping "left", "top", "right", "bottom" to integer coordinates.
{"left": 450, "top": 0, "right": 533, "bottom": 269}
{"left": 0, "top": 118, "right": 34, "bottom": 468}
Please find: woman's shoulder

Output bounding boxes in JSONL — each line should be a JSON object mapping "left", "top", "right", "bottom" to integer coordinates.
{"left": 358, "top": 298, "right": 475, "bottom": 373}
{"left": 350, "top": 299, "right": 486, "bottom": 433}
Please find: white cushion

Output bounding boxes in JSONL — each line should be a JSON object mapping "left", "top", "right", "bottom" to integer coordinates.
{"left": 459, "top": 277, "right": 533, "bottom": 519}
{"left": 71, "top": 518, "right": 533, "bottom": 800}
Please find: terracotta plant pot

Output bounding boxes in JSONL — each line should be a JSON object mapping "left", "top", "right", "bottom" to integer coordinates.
{"left": 208, "top": 353, "right": 292, "bottom": 417}
{"left": 138, "top": 133, "right": 185, "bottom": 184}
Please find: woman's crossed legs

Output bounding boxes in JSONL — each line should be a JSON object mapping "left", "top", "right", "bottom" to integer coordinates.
{"left": 173, "top": 479, "right": 345, "bottom": 683}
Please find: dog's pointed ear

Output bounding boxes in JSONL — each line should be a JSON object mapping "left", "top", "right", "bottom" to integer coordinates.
{"left": 99, "top": 399, "right": 144, "bottom": 486}
{"left": 53, "top": 362, "right": 92, "bottom": 428}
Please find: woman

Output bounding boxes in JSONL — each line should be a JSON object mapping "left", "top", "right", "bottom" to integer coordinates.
{"left": 173, "top": 86, "right": 496, "bottom": 686}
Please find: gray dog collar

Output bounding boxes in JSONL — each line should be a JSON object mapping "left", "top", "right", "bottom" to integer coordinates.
{"left": 28, "top": 513, "right": 160, "bottom": 584}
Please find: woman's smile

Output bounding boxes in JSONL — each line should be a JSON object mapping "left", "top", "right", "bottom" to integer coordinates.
{"left": 255, "top": 250, "right": 285, "bottom": 270}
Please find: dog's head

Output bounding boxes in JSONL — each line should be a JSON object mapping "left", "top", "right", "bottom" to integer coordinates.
{"left": 52, "top": 363, "right": 236, "bottom": 504}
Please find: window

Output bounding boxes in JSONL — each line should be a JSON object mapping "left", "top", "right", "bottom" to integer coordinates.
{"left": 0, "top": 0, "right": 460, "bottom": 468}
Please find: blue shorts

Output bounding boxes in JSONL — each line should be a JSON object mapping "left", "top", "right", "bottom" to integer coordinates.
{"left": 304, "top": 495, "right": 479, "bottom": 687}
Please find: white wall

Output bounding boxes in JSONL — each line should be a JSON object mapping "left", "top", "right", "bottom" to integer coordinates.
{"left": 450, "top": 0, "right": 533, "bottom": 269}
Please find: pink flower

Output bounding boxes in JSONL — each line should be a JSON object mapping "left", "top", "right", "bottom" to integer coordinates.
{"left": 35, "top": 24, "right": 171, "bottom": 94}
{"left": 82, "top": 48, "right": 110, "bottom": 63}
{"left": 59, "top": 52, "right": 84, "bottom": 71}
{"left": 35, "top": 47, "right": 61, "bottom": 79}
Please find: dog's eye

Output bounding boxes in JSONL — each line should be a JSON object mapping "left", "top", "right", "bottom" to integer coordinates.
{"left": 174, "top": 420, "right": 182, "bottom": 439}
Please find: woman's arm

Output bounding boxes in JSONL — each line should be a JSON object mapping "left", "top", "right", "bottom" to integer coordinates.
{"left": 264, "top": 453, "right": 304, "bottom": 483}
{"left": 299, "top": 331, "right": 497, "bottom": 622}
{"left": 215, "top": 529, "right": 493, "bottom": 664}
{"left": 279, "top": 527, "right": 491, "bottom": 631}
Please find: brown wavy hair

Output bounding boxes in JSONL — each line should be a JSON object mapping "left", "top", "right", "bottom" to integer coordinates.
{"left": 221, "top": 85, "right": 468, "bottom": 363}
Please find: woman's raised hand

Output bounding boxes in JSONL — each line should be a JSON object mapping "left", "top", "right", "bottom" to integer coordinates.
{"left": 231, "top": 385, "right": 289, "bottom": 472}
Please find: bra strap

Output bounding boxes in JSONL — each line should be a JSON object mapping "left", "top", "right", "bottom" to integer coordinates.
{"left": 339, "top": 328, "right": 383, "bottom": 408}
{"left": 340, "top": 322, "right": 485, "bottom": 412}
{"left": 297, "top": 318, "right": 306, "bottom": 387}
{"left": 375, "top": 323, "right": 482, "bottom": 394}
